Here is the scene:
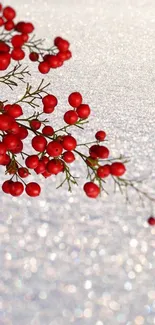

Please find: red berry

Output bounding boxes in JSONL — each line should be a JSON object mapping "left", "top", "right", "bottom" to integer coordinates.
{"left": 11, "top": 48, "right": 25, "bottom": 61}
{"left": 95, "top": 130, "right": 106, "bottom": 141}
{"left": 7, "top": 104, "right": 23, "bottom": 118}
{"left": 110, "top": 162, "right": 126, "bottom": 177}
{"left": 38, "top": 61, "right": 50, "bottom": 74}
{"left": 57, "top": 52, "right": 68, "bottom": 61}
{"left": 64, "top": 110, "right": 78, "bottom": 125}
{"left": 3, "top": 6, "right": 16, "bottom": 20}
{"left": 42, "top": 170, "right": 52, "bottom": 178}
{"left": 30, "top": 119, "right": 41, "bottom": 130}
{"left": 15, "top": 21, "right": 25, "bottom": 33}
{"left": 97, "top": 165, "right": 110, "bottom": 178}
{"left": 5, "top": 20, "right": 15, "bottom": 31}
{"left": 0, "top": 41, "right": 10, "bottom": 53}
{"left": 11, "top": 139, "right": 23, "bottom": 154}
{"left": 10, "top": 181, "right": 24, "bottom": 196}
{"left": 89, "top": 145, "right": 99, "bottom": 159}
{"left": 41, "top": 156, "right": 49, "bottom": 165}
{"left": 11, "top": 35, "right": 25, "bottom": 48}
{"left": 25, "top": 182, "right": 41, "bottom": 197}
{"left": 46, "top": 55, "right": 60, "bottom": 68}
{"left": 0, "top": 153, "right": 10, "bottom": 165}
{"left": 35, "top": 161, "right": 46, "bottom": 174}
{"left": 64, "top": 50, "right": 72, "bottom": 60}
{"left": 57, "top": 39, "right": 70, "bottom": 52}
{"left": 42, "top": 125, "right": 54, "bottom": 136}
{"left": 0, "top": 17, "right": 4, "bottom": 26}
{"left": 43, "top": 106, "right": 55, "bottom": 114}
{"left": 62, "top": 135, "right": 77, "bottom": 151}
{"left": 29, "top": 52, "right": 39, "bottom": 62}
{"left": 2, "top": 180, "right": 13, "bottom": 194}
{"left": 54, "top": 36, "right": 62, "bottom": 46}
{"left": 25, "top": 155, "right": 39, "bottom": 169}
{"left": 0, "top": 4, "right": 2, "bottom": 11}
{"left": 46, "top": 159, "right": 64, "bottom": 174}
{"left": 97, "top": 146, "right": 109, "bottom": 159}
{"left": 42, "top": 94, "right": 58, "bottom": 108}
{"left": 7, "top": 121, "right": 20, "bottom": 134}
{"left": 76, "top": 104, "right": 90, "bottom": 119}
{"left": 18, "top": 126, "right": 28, "bottom": 139}
{"left": 21, "top": 33, "right": 29, "bottom": 42}
{"left": 46, "top": 141, "right": 63, "bottom": 157}
{"left": 62, "top": 151, "right": 75, "bottom": 163}
{"left": 68, "top": 92, "right": 82, "bottom": 108}
{"left": 32, "top": 135, "right": 47, "bottom": 152}
{"left": 148, "top": 217, "right": 155, "bottom": 226}
{"left": 0, "top": 142, "right": 6, "bottom": 155}
{"left": 22, "top": 22, "right": 34, "bottom": 34}
{"left": 83, "top": 182, "right": 100, "bottom": 198}
{"left": 3, "top": 134, "right": 19, "bottom": 150}
{"left": 0, "top": 53, "right": 11, "bottom": 70}
{"left": 18, "top": 167, "right": 29, "bottom": 178}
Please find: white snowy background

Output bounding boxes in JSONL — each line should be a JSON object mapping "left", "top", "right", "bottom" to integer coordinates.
{"left": 0, "top": 0, "right": 155, "bottom": 324}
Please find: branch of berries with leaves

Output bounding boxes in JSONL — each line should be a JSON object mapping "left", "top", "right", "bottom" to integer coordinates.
{"left": 0, "top": 4, "right": 71, "bottom": 73}
{"left": 0, "top": 3, "right": 155, "bottom": 227}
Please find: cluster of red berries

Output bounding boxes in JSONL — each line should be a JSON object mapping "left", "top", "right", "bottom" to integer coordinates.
{"left": 0, "top": 88, "right": 126, "bottom": 198}
{"left": 0, "top": 4, "right": 71, "bottom": 72}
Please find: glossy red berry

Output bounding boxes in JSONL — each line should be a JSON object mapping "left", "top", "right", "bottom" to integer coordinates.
{"left": 0, "top": 41, "right": 10, "bottom": 53}
{"left": 46, "top": 159, "right": 64, "bottom": 174}
{"left": 97, "top": 146, "right": 109, "bottom": 159}
{"left": 7, "top": 121, "right": 20, "bottom": 134}
{"left": 148, "top": 217, "right": 155, "bottom": 226}
{"left": 42, "top": 94, "right": 58, "bottom": 108}
{"left": 25, "top": 155, "right": 39, "bottom": 169}
{"left": 22, "top": 22, "right": 34, "bottom": 34}
{"left": 46, "top": 55, "right": 61, "bottom": 68}
{"left": 76, "top": 104, "right": 90, "bottom": 119}
{"left": 42, "top": 126, "right": 54, "bottom": 136}
{"left": 25, "top": 182, "right": 41, "bottom": 197}
{"left": 64, "top": 110, "right": 78, "bottom": 125}
{"left": 54, "top": 36, "right": 62, "bottom": 46}
{"left": 21, "top": 33, "right": 29, "bottom": 42}
{"left": 41, "top": 156, "right": 49, "bottom": 165}
{"left": 83, "top": 182, "right": 100, "bottom": 198}
{"left": 11, "top": 139, "right": 23, "bottom": 154}
{"left": 3, "top": 134, "right": 19, "bottom": 150}
{"left": 30, "top": 119, "right": 41, "bottom": 130}
{"left": 11, "top": 48, "right": 25, "bottom": 61}
{"left": 29, "top": 52, "right": 39, "bottom": 61}
{"left": 0, "top": 17, "right": 4, "bottom": 26}
{"left": 35, "top": 161, "right": 46, "bottom": 174}
{"left": 10, "top": 181, "right": 24, "bottom": 196}
{"left": 62, "top": 151, "right": 75, "bottom": 163}
{"left": 43, "top": 106, "right": 55, "bottom": 114}
{"left": 7, "top": 104, "right": 23, "bottom": 118}
{"left": 110, "top": 162, "right": 126, "bottom": 177}
{"left": 46, "top": 141, "right": 63, "bottom": 157}
{"left": 57, "top": 39, "right": 70, "bottom": 52}
{"left": 68, "top": 92, "right": 82, "bottom": 108}
{"left": 15, "top": 21, "right": 25, "bottom": 32}
{"left": 3, "top": 6, "right": 16, "bottom": 20}
{"left": 0, "top": 153, "right": 11, "bottom": 165}
{"left": 0, "top": 142, "right": 6, "bottom": 155}
{"left": 89, "top": 145, "right": 99, "bottom": 159}
{"left": 95, "top": 130, "right": 106, "bottom": 141}
{"left": 38, "top": 61, "right": 50, "bottom": 74}
{"left": 32, "top": 135, "right": 47, "bottom": 152}
{"left": 18, "top": 167, "right": 29, "bottom": 178}
{"left": 2, "top": 180, "right": 13, "bottom": 194}
{"left": 62, "top": 135, "right": 77, "bottom": 151}
{"left": 97, "top": 165, "right": 110, "bottom": 178}
{"left": 5, "top": 20, "right": 15, "bottom": 31}
{"left": 18, "top": 126, "right": 28, "bottom": 139}
{"left": 11, "top": 35, "right": 25, "bottom": 48}
{"left": 0, "top": 53, "right": 11, "bottom": 70}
